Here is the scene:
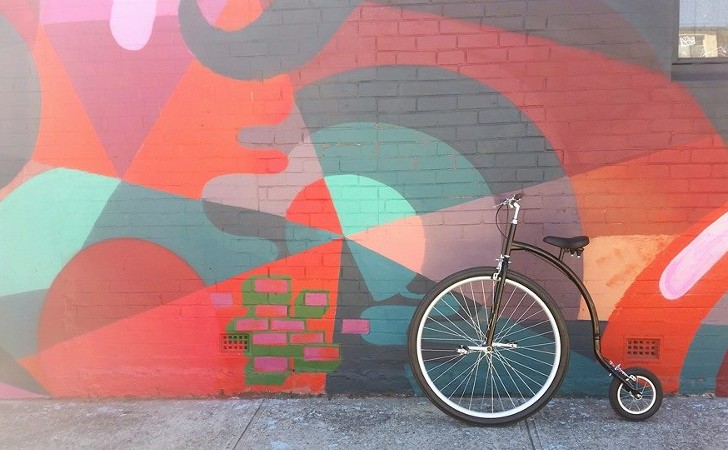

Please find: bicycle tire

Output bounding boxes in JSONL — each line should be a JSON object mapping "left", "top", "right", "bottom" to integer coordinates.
{"left": 608, "top": 367, "right": 662, "bottom": 421}
{"left": 408, "top": 267, "right": 570, "bottom": 426}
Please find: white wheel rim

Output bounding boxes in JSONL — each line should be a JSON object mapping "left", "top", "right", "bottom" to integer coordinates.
{"left": 416, "top": 276, "right": 562, "bottom": 419}
{"left": 617, "top": 375, "right": 656, "bottom": 415}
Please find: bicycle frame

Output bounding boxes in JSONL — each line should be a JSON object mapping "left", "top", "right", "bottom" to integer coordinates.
{"left": 489, "top": 197, "right": 640, "bottom": 394}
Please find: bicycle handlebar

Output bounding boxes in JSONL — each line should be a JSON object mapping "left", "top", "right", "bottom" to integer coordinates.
{"left": 496, "top": 193, "right": 524, "bottom": 208}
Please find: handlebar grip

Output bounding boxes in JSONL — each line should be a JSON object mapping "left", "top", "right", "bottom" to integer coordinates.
{"left": 514, "top": 193, "right": 524, "bottom": 201}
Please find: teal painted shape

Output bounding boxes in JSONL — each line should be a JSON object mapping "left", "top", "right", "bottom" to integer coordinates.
{"left": 284, "top": 222, "right": 341, "bottom": 256}
{"left": 0, "top": 169, "right": 119, "bottom": 297}
{"left": 311, "top": 123, "right": 490, "bottom": 215}
{"left": 325, "top": 174, "right": 416, "bottom": 235}
{"left": 559, "top": 350, "right": 608, "bottom": 395}
{"left": 0, "top": 290, "right": 46, "bottom": 358}
{"left": 680, "top": 324, "right": 728, "bottom": 393}
{"left": 361, "top": 305, "right": 417, "bottom": 346}
{"left": 85, "top": 183, "right": 284, "bottom": 285}
{"left": 346, "top": 240, "right": 419, "bottom": 302}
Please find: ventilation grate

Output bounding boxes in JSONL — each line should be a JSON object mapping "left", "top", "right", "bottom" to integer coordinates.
{"left": 221, "top": 333, "right": 249, "bottom": 353}
{"left": 626, "top": 338, "right": 660, "bottom": 359}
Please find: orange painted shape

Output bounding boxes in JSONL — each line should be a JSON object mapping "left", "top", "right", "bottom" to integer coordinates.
{"left": 123, "top": 59, "right": 292, "bottom": 199}
{"left": 216, "top": 0, "right": 266, "bottom": 30}
{"left": 603, "top": 205, "right": 728, "bottom": 393}
{"left": 31, "top": 30, "right": 116, "bottom": 177}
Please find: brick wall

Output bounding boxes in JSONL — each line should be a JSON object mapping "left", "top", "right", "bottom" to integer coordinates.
{"left": 0, "top": 0, "right": 726, "bottom": 398}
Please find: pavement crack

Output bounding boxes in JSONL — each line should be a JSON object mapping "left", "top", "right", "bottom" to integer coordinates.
{"left": 228, "top": 399, "right": 266, "bottom": 450}
{"left": 524, "top": 417, "right": 543, "bottom": 450}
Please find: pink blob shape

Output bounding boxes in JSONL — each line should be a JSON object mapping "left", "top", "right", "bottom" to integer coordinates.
{"left": 110, "top": 0, "right": 158, "bottom": 51}
{"left": 660, "top": 211, "right": 728, "bottom": 300}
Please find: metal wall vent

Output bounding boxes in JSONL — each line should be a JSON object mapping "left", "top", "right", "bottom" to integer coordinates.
{"left": 221, "top": 333, "right": 249, "bottom": 353}
{"left": 626, "top": 338, "right": 660, "bottom": 359}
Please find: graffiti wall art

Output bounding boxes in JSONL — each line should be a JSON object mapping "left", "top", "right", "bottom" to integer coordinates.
{"left": 0, "top": 0, "right": 726, "bottom": 398}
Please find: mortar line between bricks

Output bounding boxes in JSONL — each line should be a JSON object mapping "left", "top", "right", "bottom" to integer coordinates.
{"left": 229, "top": 399, "right": 266, "bottom": 450}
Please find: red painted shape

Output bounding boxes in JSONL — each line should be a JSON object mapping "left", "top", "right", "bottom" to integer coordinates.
{"left": 29, "top": 238, "right": 258, "bottom": 397}
{"left": 38, "top": 239, "right": 204, "bottom": 351}
{"left": 286, "top": 179, "right": 342, "bottom": 235}
{"left": 254, "top": 305, "right": 289, "bottom": 318}
{"left": 304, "top": 346, "right": 340, "bottom": 361}
{"left": 602, "top": 205, "right": 728, "bottom": 393}
{"left": 34, "top": 288, "right": 245, "bottom": 397}
{"left": 716, "top": 352, "right": 728, "bottom": 397}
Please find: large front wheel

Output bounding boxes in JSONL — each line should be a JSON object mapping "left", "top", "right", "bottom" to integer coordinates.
{"left": 408, "top": 267, "right": 570, "bottom": 426}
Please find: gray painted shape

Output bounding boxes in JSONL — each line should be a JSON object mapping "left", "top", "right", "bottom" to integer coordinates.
{"left": 178, "top": 0, "right": 359, "bottom": 80}
{"left": 0, "top": 16, "right": 41, "bottom": 189}
{"left": 179, "top": 0, "right": 663, "bottom": 80}
{"left": 85, "top": 183, "right": 280, "bottom": 286}
{"left": 0, "top": 290, "right": 46, "bottom": 359}
{"left": 203, "top": 106, "right": 324, "bottom": 216}
{"left": 296, "top": 66, "right": 562, "bottom": 194}
{"left": 0, "top": 345, "right": 47, "bottom": 396}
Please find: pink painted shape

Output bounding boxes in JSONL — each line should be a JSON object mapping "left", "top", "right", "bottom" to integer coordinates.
{"left": 41, "top": 0, "right": 113, "bottom": 24}
{"left": 211, "top": 292, "right": 233, "bottom": 307}
{"left": 303, "top": 346, "right": 340, "bottom": 361}
{"left": 348, "top": 215, "right": 426, "bottom": 274}
{"left": 252, "top": 333, "right": 287, "bottom": 346}
{"left": 254, "top": 279, "right": 289, "bottom": 294}
{"left": 235, "top": 319, "right": 269, "bottom": 332}
{"left": 44, "top": 18, "right": 193, "bottom": 176}
{"left": 253, "top": 357, "right": 288, "bottom": 373}
{"left": 110, "top": 0, "right": 158, "bottom": 51}
{"left": 270, "top": 320, "right": 305, "bottom": 332}
{"left": 41, "top": 0, "right": 227, "bottom": 24}
{"left": 341, "top": 319, "right": 370, "bottom": 335}
{"left": 0, "top": 382, "right": 46, "bottom": 399}
{"left": 660, "top": 211, "right": 728, "bottom": 300}
{"left": 305, "top": 292, "right": 328, "bottom": 307}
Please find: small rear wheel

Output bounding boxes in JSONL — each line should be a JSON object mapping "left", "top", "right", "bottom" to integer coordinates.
{"left": 608, "top": 367, "right": 662, "bottom": 421}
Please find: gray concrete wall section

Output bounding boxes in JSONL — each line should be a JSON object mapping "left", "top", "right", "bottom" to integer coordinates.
{"left": 0, "top": 396, "right": 726, "bottom": 449}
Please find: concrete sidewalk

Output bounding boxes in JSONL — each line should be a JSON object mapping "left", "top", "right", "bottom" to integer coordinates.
{"left": 0, "top": 396, "right": 726, "bottom": 449}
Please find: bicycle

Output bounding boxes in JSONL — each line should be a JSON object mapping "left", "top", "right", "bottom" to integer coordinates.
{"left": 407, "top": 193, "right": 663, "bottom": 425}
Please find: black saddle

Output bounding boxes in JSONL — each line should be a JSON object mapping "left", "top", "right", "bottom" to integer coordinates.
{"left": 543, "top": 235, "right": 590, "bottom": 251}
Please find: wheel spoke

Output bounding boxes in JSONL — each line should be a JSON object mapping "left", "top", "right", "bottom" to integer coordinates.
{"left": 412, "top": 271, "right": 567, "bottom": 424}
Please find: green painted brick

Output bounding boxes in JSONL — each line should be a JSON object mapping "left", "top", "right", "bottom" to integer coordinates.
{"left": 244, "top": 366, "right": 289, "bottom": 386}
{"left": 248, "top": 344, "right": 304, "bottom": 358}
{"left": 293, "top": 359, "right": 342, "bottom": 373}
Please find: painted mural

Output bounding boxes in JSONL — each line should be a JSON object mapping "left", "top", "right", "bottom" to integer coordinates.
{"left": 0, "top": 0, "right": 726, "bottom": 398}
